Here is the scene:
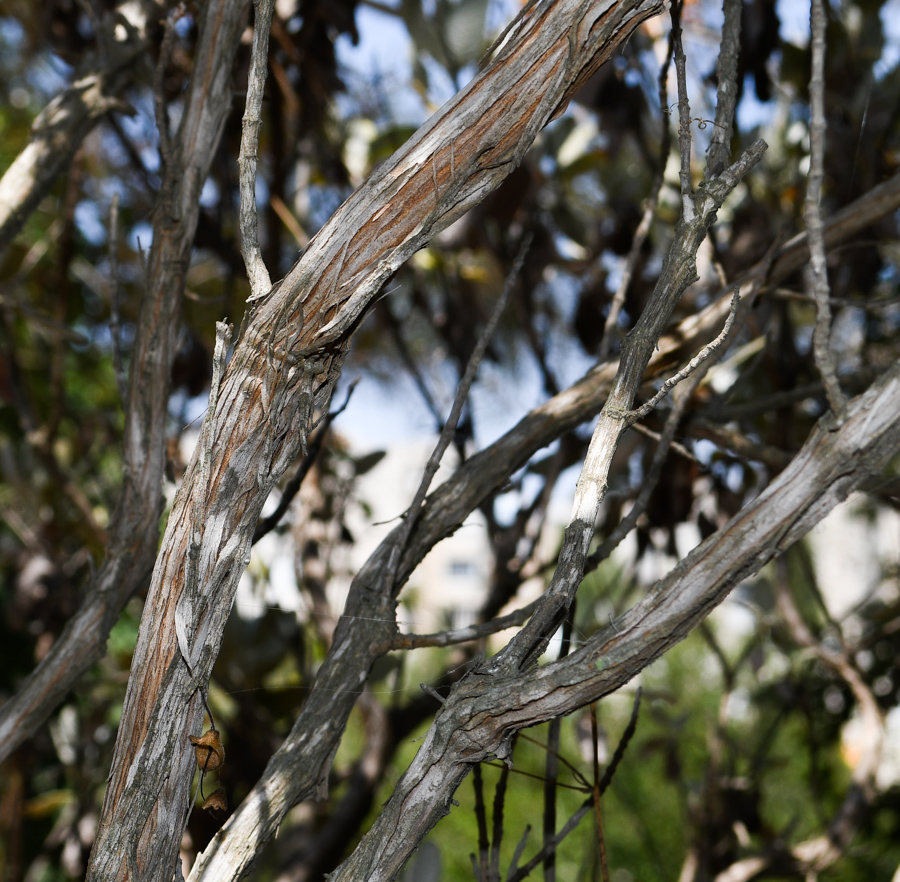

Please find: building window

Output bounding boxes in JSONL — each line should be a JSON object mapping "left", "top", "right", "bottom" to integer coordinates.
{"left": 448, "top": 560, "right": 477, "bottom": 578}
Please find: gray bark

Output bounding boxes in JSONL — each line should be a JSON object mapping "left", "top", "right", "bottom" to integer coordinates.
{"left": 0, "top": 0, "right": 252, "bottom": 764}
{"left": 329, "top": 356, "right": 900, "bottom": 882}
{"left": 87, "top": 0, "right": 668, "bottom": 879}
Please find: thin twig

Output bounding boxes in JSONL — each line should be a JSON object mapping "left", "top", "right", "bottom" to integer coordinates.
{"left": 670, "top": 0, "right": 695, "bottom": 212}
{"left": 490, "top": 755, "right": 511, "bottom": 882}
{"left": 239, "top": 0, "right": 275, "bottom": 299}
{"left": 506, "top": 800, "right": 594, "bottom": 882}
{"left": 503, "top": 691, "right": 641, "bottom": 882}
{"left": 596, "top": 688, "right": 642, "bottom": 796}
{"left": 599, "top": 31, "right": 673, "bottom": 361}
{"left": 683, "top": 418, "right": 794, "bottom": 470}
{"left": 593, "top": 237, "right": 785, "bottom": 567}
{"left": 153, "top": 9, "right": 179, "bottom": 173}
{"left": 705, "top": 0, "right": 742, "bottom": 178}
{"left": 252, "top": 381, "right": 358, "bottom": 542}
{"left": 391, "top": 598, "right": 539, "bottom": 650}
{"left": 590, "top": 703, "right": 610, "bottom": 882}
{"left": 707, "top": 380, "right": 825, "bottom": 422}
{"left": 543, "top": 612, "right": 574, "bottom": 882}
{"left": 381, "top": 235, "right": 532, "bottom": 596}
{"left": 806, "top": 0, "right": 847, "bottom": 418}
{"left": 504, "top": 732, "right": 591, "bottom": 790}
{"left": 420, "top": 683, "right": 446, "bottom": 704}
{"left": 480, "top": 763, "right": 589, "bottom": 794}
{"left": 384, "top": 301, "right": 445, "bottom": 430}
{"left": 505, "top": 825, "right": 531, "bottom": 882}
{"left": 108, "top": 193, "right": 128, "bottom": 406}
{"left": 472, "top": 764, "right": 490, "bottom": 882}
{"left": 768, "top": 287, "right": 900, "bottom": 310}
{"left": 626, "top": 289, "right": 740, "bottom": 425}
{"left": 198, "top": 686, "right": 217, "bottom": 732}
{"left": 630, "top": 421, "right": 699, "bottom": 464}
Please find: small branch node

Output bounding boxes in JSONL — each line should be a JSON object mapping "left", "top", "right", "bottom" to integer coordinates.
{"left": 627, "top": 289, "right": 740, "bottom": 425}
{"left": 421, "top": 684, "right": 446, "bottom": 704}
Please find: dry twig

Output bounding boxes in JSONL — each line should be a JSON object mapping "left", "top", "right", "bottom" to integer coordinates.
{"left": 806, "top": 0, "right": 848, "bottom": 417}
{"left": 239, "top": 0, "right": 275, "bottom": 298}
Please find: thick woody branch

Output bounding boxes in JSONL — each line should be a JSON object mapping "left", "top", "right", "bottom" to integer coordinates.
{"left": 102, "top": 2, "right": 900, "bottom": 875}
{"left": 74, "top": 1, "right": 253, "bottom": 878}
{"left": 329, "top": 356, "right": 900, "bottom": 882}
{"left": 98, "top": 2, "right": 672, "bottom": 879}
{"left": 188, "top": 168, "right": 900, "bottom": 882}
{"left": 0, "top": 0, "right": 252, "bottom": 768}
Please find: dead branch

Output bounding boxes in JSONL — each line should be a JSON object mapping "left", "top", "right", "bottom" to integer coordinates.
{"left": 86, "top": 2, "right": 673, "bottom": 878}
{"left": 188, "top": 165, "right": 900, "bottom": 882}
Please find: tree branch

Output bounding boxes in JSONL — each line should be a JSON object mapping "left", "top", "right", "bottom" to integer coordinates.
{"left": 806, "top": 0, "right": 847, "bottom": 417}
{"left": 187, "top": 166, "right": 900, "bottom": 882}
{"left": 704, "top": 0, "right": 741, "bottom": 177}
{"left": 84, "top": 2, "right": 673, "bottom": 878}
{"left": 0, "top": 0, "right": 253, "bottom": 768}
{"left": 238, "top": 0, "right": 275, "bottom": 298}
{"left": 329, "top": 356, "right": 900, "bottom": 882}
{"left": 626, "top": 288, "right": 739, "bottom": 425}
{"left": 490, "top": 141, "right": 765, "bottom": 674}
{"left": 0, "top": 0, "right": 165, "bottom": 253}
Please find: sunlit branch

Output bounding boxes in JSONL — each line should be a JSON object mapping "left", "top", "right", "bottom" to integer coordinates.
{"left": 239, "top": 0, "right": 275, "bottom": 299}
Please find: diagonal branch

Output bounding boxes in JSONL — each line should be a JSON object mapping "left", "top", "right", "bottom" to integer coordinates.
{"left": 88, "top": 2, "right": 673, "bottom": 879}
{"left": 329, "top": 354, "right": 900, "bottom": 882}
{"left": 490, "top": 141, "right": 765, "bottom": 675}
{"left": 188, "top": 166, "right": 900, "bottom": 882}
{"left": 0, "top": 0, "right": 166, "bottom": 253}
